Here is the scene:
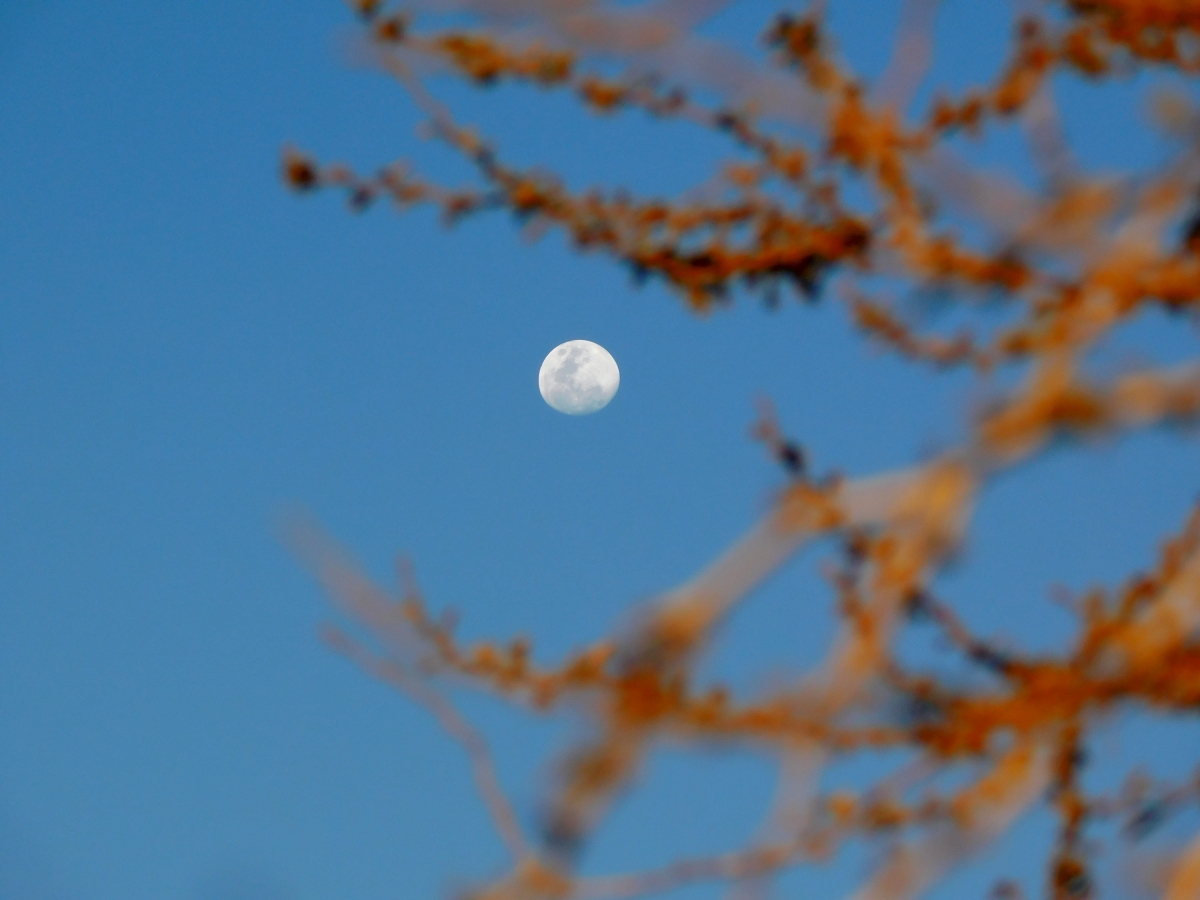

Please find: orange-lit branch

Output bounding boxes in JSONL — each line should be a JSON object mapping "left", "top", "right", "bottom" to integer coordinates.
{"left": 289, "top": 1, "right": 1200, "bottom": 897}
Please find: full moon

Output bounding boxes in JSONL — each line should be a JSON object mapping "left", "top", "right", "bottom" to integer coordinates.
{"left": 538, "top": 340, "right": 620, "bottom": 415}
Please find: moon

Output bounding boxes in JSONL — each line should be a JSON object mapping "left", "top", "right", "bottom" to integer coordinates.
{"left": 538, "top": 340, "right": 620, "bottom": 415}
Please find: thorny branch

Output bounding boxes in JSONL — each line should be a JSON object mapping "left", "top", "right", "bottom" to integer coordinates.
{"left": 287, "top": 0, "right": 1200, "bottom": 897}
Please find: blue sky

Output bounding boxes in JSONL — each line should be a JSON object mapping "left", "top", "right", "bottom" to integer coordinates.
{"left": 1, "top": 2, "right": 1198, "bottom": 899}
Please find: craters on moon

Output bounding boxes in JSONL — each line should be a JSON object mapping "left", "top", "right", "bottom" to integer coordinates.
{"left": 538, "top": 340, "right": 619, "bottom": 415}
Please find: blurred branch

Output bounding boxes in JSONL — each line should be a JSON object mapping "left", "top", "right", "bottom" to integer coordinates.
{"left": 288, "top": 1, "right": 1200, "bottom": 896}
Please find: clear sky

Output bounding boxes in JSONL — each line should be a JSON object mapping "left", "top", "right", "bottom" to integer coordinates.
{"left": 1, "top": 2, "right": 1197, "bottom": 899}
